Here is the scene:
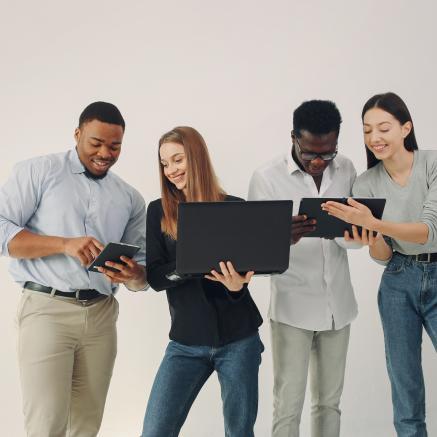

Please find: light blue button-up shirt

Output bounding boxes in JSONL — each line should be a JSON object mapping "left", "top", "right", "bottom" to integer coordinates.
{"left": 0, "top": 149, "right": 146, "bottom": 295}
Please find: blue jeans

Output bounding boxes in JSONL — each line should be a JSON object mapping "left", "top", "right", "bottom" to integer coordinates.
{"left": 379, "top": 253, "right": 437, "bottom": 437}
{"left": 141, "top": 333, "right": 264, "bottom": 437}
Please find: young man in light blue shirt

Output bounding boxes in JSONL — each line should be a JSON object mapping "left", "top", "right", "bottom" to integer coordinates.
{"left": 0, "top": 102, "right": 147, "bottom": 437}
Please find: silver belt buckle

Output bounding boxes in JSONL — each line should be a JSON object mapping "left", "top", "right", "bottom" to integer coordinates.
{"left": 416, "top": 253, "right": 431, "bottom": 262}
{"left": 75, "top": 289, "right": 90, "bottom": 305}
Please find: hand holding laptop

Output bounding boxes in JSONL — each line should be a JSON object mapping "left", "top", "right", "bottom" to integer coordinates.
{"left": 204, "top": 261, "right": 254, "bottom": 292}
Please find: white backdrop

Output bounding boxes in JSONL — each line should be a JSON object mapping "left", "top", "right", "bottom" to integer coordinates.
{"left": 1, "top": 1, "right": 436, "bottom": 436}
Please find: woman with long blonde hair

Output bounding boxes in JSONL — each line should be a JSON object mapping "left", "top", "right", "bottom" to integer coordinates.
{"left": 141, "top": 126, "right": 263, "bottom": 437}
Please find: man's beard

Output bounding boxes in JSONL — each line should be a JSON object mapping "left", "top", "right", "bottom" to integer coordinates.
{"left": 84, "top": 167, "right": 109, "bottom": 180}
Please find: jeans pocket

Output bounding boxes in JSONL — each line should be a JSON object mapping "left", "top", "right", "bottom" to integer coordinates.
{"left": 384, "top": 255, "right": 406, "bottom": 274}
{"left": 379, "top": 268, "right": 409, "bottom": 303}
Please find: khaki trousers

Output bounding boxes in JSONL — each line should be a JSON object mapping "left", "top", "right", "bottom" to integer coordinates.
{"left": 270, "top": 320, "right": 350, "bottom": 437}
{"left": 16, "top": 289, "right": 118, "bottom": 437}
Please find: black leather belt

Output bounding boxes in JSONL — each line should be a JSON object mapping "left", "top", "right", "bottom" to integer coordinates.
{"left": 414, "top": 253, "right": 437, "bottom": 263}
{"left": 398, "top": 252, "right": 437, "bottom": 263}
{"left": 24, "top": 281, "right": 103, "bottom": 301}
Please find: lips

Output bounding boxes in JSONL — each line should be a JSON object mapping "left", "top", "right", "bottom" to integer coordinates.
{"left": 371, "top": 144, "right": 388, "bottom": 153}
{"left": 91, "top": 159, "right": 113, "bottom": 171}
{"left": 170, "top": 173, "right": 185, "bottom": 183}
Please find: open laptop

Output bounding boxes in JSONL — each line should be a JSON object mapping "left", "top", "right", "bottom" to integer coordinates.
{"left": 167, "top": 200, "right": 293, "bottom": 279}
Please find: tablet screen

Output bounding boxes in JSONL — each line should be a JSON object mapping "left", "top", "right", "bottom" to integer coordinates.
{"left": 88, "top": 242, "right": 140, "bottom": 273}
{"left": 298, "top": 198, "right": 386, "bottom": 238}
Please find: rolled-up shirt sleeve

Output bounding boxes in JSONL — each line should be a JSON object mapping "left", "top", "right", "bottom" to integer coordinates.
{"left": 0, "top": 159, "right": 47, "bottom": 257}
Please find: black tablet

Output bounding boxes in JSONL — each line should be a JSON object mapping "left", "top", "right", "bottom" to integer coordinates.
{"left": 298, "top": 197, "right": 386, "bottom": 238}
{"left": 88, "top": 242, "right": 141, "bottom": 273}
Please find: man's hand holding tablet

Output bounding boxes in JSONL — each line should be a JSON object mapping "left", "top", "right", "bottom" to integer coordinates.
{"left": 88, "top": 242, "right": 146, "bottom": 289}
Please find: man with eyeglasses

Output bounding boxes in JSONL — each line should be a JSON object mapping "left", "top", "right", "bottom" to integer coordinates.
{"left": 248, "top": 100, "right": 358, "bottom": 437}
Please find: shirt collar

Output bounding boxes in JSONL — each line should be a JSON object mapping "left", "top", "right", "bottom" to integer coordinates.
{"left": 69, "top": 148, "right": 86, "bottom": 174}
{"left": 286, "top": 147, "right": 302, "bottom": 175}
{"left": 285, "top": 146, "right": 340, "bottom": 175}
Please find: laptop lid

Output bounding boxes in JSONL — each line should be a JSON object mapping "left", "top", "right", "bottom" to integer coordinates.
{"left": 176, "top": 200, "right": 293, "bottom": 276}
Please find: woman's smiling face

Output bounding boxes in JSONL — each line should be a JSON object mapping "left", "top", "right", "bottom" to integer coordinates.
{"left": 160, "top": 142, "right": 188, "bottom": 192}
{"left": 363, "top": 107, "right": 412, "bottom": 161}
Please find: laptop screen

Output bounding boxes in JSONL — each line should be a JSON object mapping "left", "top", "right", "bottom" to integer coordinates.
{"left": 176, "top": 200, "right": 293, "bottom": 275}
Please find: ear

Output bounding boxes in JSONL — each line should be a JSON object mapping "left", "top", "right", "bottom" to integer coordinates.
{"left": 401, "top": 121, "right": 412, "bottom": 139}
{"left": 74, "top": 127, "right": 81, "bottom": 144}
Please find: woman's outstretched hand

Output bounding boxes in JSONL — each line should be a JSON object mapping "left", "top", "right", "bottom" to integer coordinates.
{"left": 322, "top": 197, "right": 376, "bottom": 229}
{"left": 205, "top": 261, "right": 254, "bottom": 292}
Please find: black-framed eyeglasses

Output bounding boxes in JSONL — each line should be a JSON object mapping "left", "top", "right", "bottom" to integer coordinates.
{"left": 294, "top": 135, "right": 338, "bottom": 162}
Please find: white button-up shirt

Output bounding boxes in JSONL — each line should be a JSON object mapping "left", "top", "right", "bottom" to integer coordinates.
{"left": 248, "top": 150, "right": 358, "bottom": 331}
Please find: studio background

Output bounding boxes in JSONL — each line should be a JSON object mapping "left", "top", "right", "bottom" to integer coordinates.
{"left": 1, "top": 1, "right": 436, "bottom": 436}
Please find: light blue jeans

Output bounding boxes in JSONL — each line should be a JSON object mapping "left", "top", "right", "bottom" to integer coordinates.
{"left": 379, "top": 252, "right": 437, "bottom": 437}
{"left": 141, "top": 333, "right": 264, "bottom": 437}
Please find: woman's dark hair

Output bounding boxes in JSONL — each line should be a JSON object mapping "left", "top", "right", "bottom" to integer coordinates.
{"left": 362, "top": 92, "right": 418, "bottom": 169}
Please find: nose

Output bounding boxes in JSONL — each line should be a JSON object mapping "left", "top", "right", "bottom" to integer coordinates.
{"left": 166, "top": 162, "right": 178, "bottom": 175}
{"left": 96, "top": 145, "right": 113, "bottom": 160}
{"left": 311, "top": 157, "right": 325, "bottom": 167}
{"left": 368, "top": 131, "right": 382, "bottom": 144}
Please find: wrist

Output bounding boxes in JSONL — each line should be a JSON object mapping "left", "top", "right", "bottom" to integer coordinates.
{"left": 369, "top": 216, "right": 380, "bottom": 232}
{"left": 125, "top": 278, "right": 147, "bottom": 291}
{"left": 228, "top": 284, "right": 244, "bottom": 292}
{"left": 125, "top": 267, "right": 147, "bottom": 289}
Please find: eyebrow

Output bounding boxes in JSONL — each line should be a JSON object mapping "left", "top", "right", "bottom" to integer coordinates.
{"left": 300, "top": 143, "right": 338, "bottom": 152}
{"left": 160, "top": 153, "right": 185, "bottom": 162}
{"left": 90, "top": 136, "right": 122, "bottom": 145}
{"left": 363, "top": 121, "right": 392, "bottom": 127}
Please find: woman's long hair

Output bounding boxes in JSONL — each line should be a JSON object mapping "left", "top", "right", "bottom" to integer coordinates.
{"left": 159, "top": 126, "right": 226, "bottom": 239}
{"left": 362, "top": 92, "right": 418, "bottom": 169}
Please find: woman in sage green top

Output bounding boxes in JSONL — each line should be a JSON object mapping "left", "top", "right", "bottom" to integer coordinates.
{"left": 323, "top": 92, "right": 437, "bottom": 437}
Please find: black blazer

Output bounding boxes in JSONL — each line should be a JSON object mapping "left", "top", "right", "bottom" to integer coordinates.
{"left": 146, "top": 195, "right": 263, "bottom": 347}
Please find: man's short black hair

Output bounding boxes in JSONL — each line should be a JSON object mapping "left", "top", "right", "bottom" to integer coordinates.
{"left": 293, "top": 100, "right": 342, "bottom": 138}
{"left": 78, "top": 101, "right": 125, "bottom": 131}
